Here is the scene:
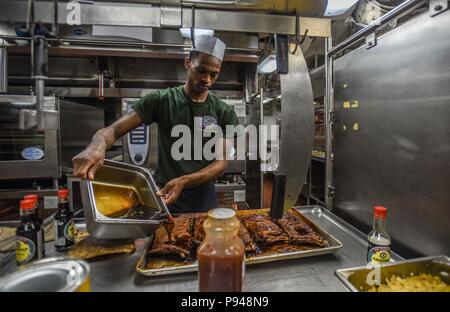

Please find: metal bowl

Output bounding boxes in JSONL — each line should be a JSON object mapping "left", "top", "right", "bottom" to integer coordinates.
{"left": 335, "top": 255, "right": 450, "bottom": 292}
{"left": 0, "top": 257, "right": 91, "bottom": 292}
{"left": 80, "top": 159, "right": 170, "bottom": 239}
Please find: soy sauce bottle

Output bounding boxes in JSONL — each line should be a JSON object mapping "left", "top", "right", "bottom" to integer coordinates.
{"left": 197, "top": 208, "right": 245, "bottom": 292}
{"left": 16, "top": 199, "right": 44, "bottom": 266}
{"left": 54, "top": 189, "right": 74, "bottom": 251}
{"left": 23, "top": 194, "right": 45, "bottom": 257}
{"left": 367, "top": 206, "right": 391, "bottom": 264}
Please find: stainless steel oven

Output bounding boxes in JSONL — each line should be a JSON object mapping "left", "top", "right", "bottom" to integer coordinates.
{"left": 0, "top": 95, "right": 59, "bottom": 180}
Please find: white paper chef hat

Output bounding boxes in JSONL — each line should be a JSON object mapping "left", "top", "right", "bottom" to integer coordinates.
{"left": 192, "top": 35, "right": 226, "bottom": 62}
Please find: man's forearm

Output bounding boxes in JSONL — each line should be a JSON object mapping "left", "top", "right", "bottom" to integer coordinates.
{"left": 87, "top": 112, "right": 143, "bottom": 152}
{"left": 88, "top": 127, "right": 117, "bottom": 151}
{"left": 180, "top": 160, "right": 227, "bottom": 188}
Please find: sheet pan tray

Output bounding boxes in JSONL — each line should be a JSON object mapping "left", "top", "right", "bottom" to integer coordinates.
{"left": 136, "top": 208, "right": 343, "bottom": 276}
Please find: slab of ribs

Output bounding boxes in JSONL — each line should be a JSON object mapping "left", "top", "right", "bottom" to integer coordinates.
{"left": 147, "top": 215, "right": 194, "bottom": 260}
{"left": 148, "top": 210, "right": 328, "bottom": 262}
{"left": 275, "top": 210, "right": 327, "bottom": 248}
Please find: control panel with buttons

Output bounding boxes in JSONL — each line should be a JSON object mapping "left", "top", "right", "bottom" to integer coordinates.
{"left": 123, "top": 99, "right": 149, "bottom": 166}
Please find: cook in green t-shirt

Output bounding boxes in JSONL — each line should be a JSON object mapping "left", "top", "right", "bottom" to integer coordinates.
{"left": 132, "top": 85, "right": 239, "bottom": 188}
{"left": 72, "top": 36, "right": 239, "bottom": 213}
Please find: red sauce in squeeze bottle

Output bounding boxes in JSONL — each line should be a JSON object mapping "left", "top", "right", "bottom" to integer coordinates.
{"left": 197, "top": 208, "right": 245, "bottom": 292}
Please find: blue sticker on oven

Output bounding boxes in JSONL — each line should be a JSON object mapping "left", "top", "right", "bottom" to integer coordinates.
{"left": 22, "top": 147, "right": 44, "bottom": 160}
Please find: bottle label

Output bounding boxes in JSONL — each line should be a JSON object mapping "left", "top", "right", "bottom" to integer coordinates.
{"left": 367, "top": 243, "right": 391, "bottom": 263}
{"left": 64, "top": 219, "right": 75, "bottom": 242}
{"left": 55, "top": 218, "right": 75, "bottom": 247}
{"left": 55, "top": 220, "right": 65, "bottom": 247}
{"left": 16, "top": 236, "right": 36, "bottom": 265}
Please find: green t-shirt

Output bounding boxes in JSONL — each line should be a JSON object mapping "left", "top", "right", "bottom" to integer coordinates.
{"left": 133, "top": 86, "right": 239, "bottom": 187}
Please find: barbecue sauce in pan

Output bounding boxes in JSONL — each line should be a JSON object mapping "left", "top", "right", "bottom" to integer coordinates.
{"left": 161, "top": 216, "right": 175, "bottom": 242}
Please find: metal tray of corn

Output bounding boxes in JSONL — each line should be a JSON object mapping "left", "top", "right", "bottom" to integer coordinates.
{"left": 335, "top": 255, "right": 450, "bottom": 292}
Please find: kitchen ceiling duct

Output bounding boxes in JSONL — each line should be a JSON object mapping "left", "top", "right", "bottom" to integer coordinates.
{"left": 93, "top": 0, "right": 329, "bottom": 17}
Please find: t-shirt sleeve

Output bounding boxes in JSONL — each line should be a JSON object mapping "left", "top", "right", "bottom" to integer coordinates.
{"left": 132, "top": 91, "right": 161, "bottom": 125}
{"left": 221, "top": 106, "right": 242, "bottom": 139}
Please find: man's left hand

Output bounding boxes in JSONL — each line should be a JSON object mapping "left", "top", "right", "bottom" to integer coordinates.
{"left": 156, "top": 177, "right": 187, "bottom": 205}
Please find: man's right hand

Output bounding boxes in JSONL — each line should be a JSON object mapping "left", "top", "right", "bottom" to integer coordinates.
{"left": 72, "top": 144, "right": 106, "bottom": 180}
{"left": 71, "top": 111, "right": 143, "bottom": 180}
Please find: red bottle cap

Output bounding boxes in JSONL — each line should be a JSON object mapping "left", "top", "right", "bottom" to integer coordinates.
{"left": 58, "top": 189, "right": 69, "bottom": 199}
{"left": 374, "top": 206, "right": 387, "bottom": 219}
{"left": 24, "top": 194, "right": 38, "bottom": 203}
{"left": 20, "top": 199, "right": 36, "bottom": 211}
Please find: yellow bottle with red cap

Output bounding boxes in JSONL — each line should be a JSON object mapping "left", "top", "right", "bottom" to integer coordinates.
{"left": 16, "top": 199, "right": 44, "bottom": 266}
{"left": 367, "top": 206, "right": 392, "bottom": 264}
{"left": 23, "top": 194, "right": 45, "bottom": 257}
{"left": 54, "top": 189, "right": 75, "bottom": 251}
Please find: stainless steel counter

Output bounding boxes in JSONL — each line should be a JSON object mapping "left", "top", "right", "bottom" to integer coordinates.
{"left": 0, "top": 206, "right": 403, "bottom": 292}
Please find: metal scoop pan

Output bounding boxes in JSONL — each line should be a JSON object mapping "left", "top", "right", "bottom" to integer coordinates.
{"left": 80, "top": 159, "right": 171, "bottom": 239}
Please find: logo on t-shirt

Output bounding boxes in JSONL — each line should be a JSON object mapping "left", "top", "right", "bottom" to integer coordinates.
{"left": 201, "top": 116, "right": 219, "bottom": 132}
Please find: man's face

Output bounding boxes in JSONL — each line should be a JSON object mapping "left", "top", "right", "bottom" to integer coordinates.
{"left": 185, "top": 52, "right": 222, "bottom": 93}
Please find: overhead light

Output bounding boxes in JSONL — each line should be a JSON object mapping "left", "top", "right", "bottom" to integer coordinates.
{"left": 179, "top": 28, "right": 214, "bottom": 39}
{"left": 325, "top": 0, "right": 359, "bottom": 16}
{"left": 257, "top": 54, "right": 277, "bottom": 74}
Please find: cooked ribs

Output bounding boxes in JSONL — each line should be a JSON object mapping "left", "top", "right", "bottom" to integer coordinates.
{"left": 192, "top": 216, "right": 207, "bottom": 246}
{"left": 148, "top": 210, "right": 328, "bottom": 264}
{"left": 148, "top": 215, "right": 194, "bottom": 260}
{"left": 238, "top": 224, "right": 258, "bottom": 255}
{"left": 239, "top": 214, "right": 289, "bottom": 246}
{"left": 171, "top": 215, "right": 194, "bottom": 251}
{"left": 147, "top": 244, "right": 191, "bottom": 259}
{"left": 190, "top": 215, "right": 258, "bottom": 255}
{"left": 276, "top": 210, "right": 327, "bottom": 248}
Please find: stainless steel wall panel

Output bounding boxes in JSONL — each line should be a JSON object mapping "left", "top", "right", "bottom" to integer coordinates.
{"left": 332, "top": 9, "right": 450, "bottom": 256}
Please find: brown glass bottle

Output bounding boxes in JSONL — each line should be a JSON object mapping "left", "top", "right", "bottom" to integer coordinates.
{"left": 54, "top": 189, "right": 74, "bottom": 251}
{"left": 197, "top": 208, "right": 245, "bottom": 292}
{"left": 16, "top": 199, "right": 43, "bottom": 266}
{"left": 23, "top": 194, "right": 45, "bottom": 257}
